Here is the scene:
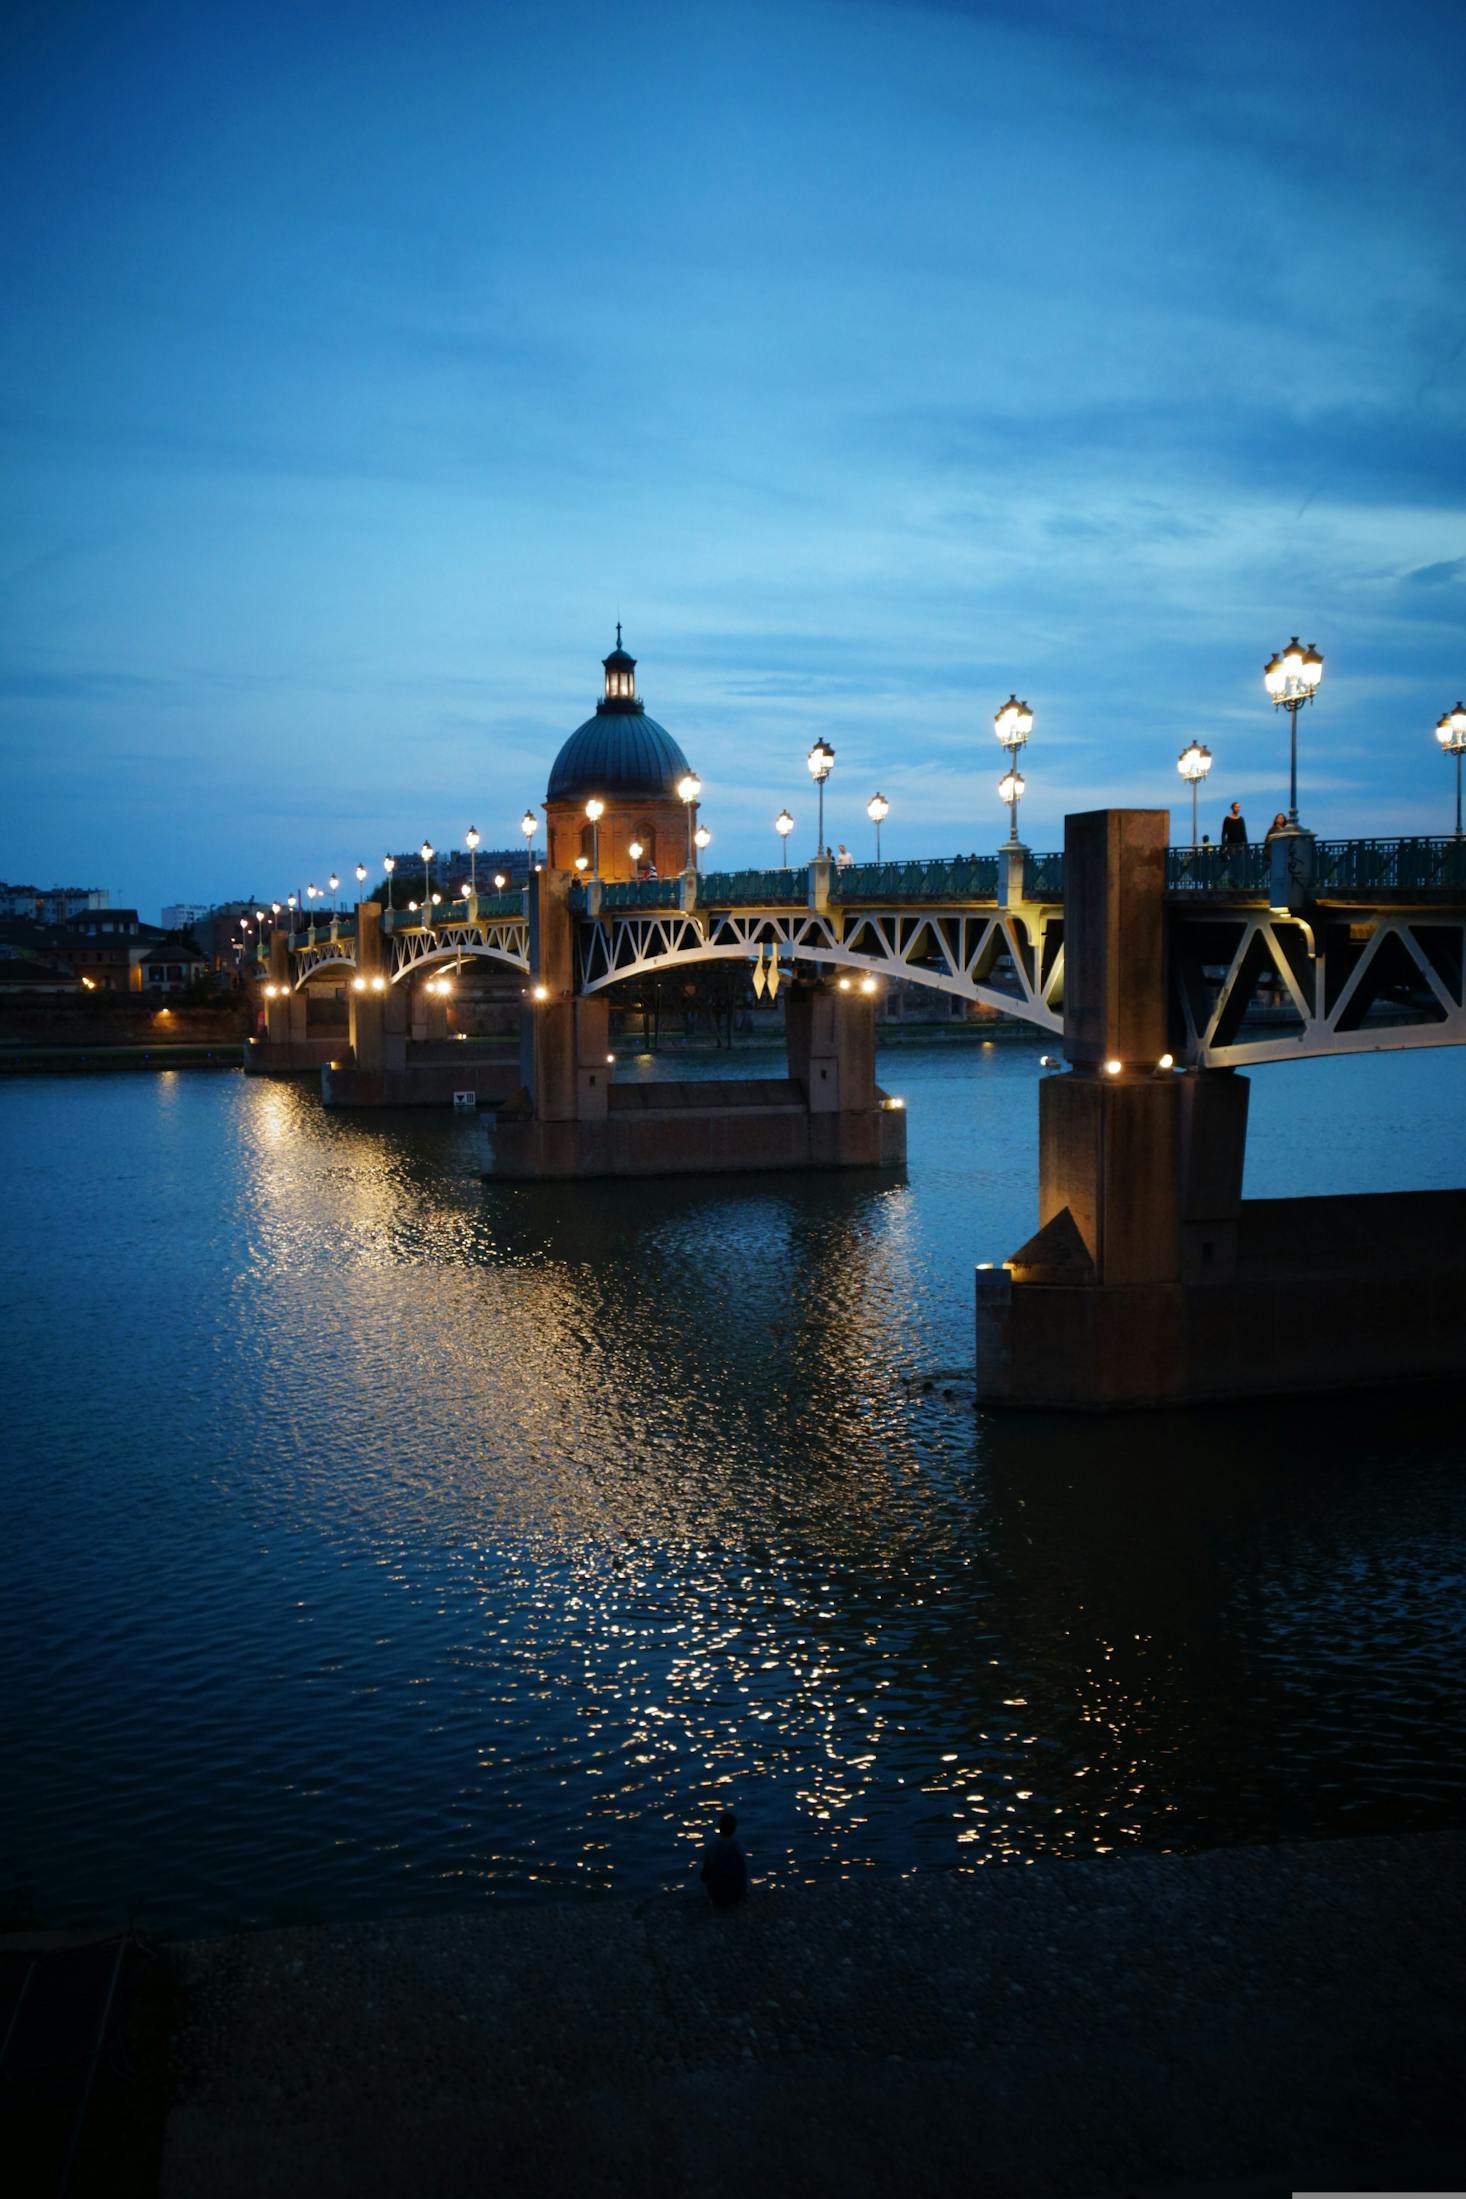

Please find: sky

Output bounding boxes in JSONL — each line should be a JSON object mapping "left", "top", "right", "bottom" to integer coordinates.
{"left": 2, "top": 0, "right": 1465, "bottom": 915}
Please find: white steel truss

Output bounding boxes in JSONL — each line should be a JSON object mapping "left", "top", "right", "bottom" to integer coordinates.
{"left": 576, "top": 905, "right": 1064, "bottom": 1032}
{"left": 291, "top": 918, "right": 528, "bottom": 991}
{"left": 1172, "top": 909, "right": 1466, "bottom": 1067}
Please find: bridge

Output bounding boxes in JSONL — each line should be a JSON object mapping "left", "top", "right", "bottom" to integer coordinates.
{"left": 262, "top": 831, "right": 1466, "bottom": 1072}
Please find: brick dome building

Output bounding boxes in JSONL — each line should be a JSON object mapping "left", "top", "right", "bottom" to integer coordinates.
{"left": 542, "top": 634, "right": 700, "bottom": 881}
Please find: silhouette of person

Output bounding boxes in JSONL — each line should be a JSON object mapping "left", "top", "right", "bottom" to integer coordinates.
{"left": 1264, "top": 811, "right": 1289, "bottom": 842}
{"left": 700, "top": 1811, "right": 749, "bottom": 1908}
{"left": 1220, "top": 801, "right": 1247, "bottom": 858}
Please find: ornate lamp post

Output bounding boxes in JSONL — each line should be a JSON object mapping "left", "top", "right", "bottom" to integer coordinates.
{"left": 520, "top": 808, "right": 538, "bottom": 871}
{"left": 994, "top": 694, "right": 1033, "bottom": 799}
{"left": 677, "top": 772, "right": 702, "bottom": 868}
{"left": 1262, "top": 637, "right": 1323, "bottom": 827}
{"left": 807, "top": 741, "right": 835, "bottom": 856}
{"left": 327, "top": 871, "right": 339, "bottom": 912}
{"left": 693, "top": 824, "right": 711, "bottom": 872}
{"left": 584, "top": 797, "right": 604, "bottom": 879}
{"left": 867, "top": 792, "right": 889, "bottom": 862}
{"left": 1177, "top": 740, "right": 1213, "bottom": 850}
{"left": 775, "top": 809, "right": 795, "bottom": 866}
{"left": 383, "top": 856, "right": 396, "bottom": 916}
{"left": 354, "top": 864, "right": 367, "bottom": 899}
{"left": 420, "top": 840, "right": 435, "bottom": 922}
{"left": 465, "top": 825, "right": 479, "bottom": 895}
{"left": 998, "top": 765, "right": 1026, "bottom": 846}
{"left": 1436, "top": 704, "right": 1466, "bottom": 836}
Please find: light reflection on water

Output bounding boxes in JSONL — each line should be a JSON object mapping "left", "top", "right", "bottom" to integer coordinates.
{"left": 1, "top": 1042, "right": 1463, "bottom": 1932}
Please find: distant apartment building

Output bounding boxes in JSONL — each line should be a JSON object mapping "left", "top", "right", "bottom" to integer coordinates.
{"left": 388, "top": 848, "right": 528, "bottom": 894}
{"left": 0, "top": 882, "right": 109, "bottom": 923}
{"left": 161, "top": 901, "right": 212, "bottom": 931}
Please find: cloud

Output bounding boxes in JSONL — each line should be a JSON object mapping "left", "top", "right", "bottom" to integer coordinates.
{"left": 1405, "top": 557, "right": 1466, "bottom": 587}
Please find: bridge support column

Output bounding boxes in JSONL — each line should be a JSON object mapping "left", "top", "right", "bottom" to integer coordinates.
{"left": 246, "top": 928, "right": 331, "bottom": 1074}
{"left": 979, "top": 810, "right": 1249, "bottom": 1408}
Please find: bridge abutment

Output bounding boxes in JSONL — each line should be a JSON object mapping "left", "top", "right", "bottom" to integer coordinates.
{"left": 978, "top": 808, "right": 1466, "bottom": 1407}
{"left": 245, "top": 930, "right": 339, "bottom": 1074}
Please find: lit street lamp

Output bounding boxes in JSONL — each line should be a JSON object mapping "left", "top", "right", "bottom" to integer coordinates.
{"left": 383, "top": 856, "right": 396, "bottom": 915}
{"left": 1436, "top": 704, "right": 1466, "bottom": 836}
{"left": 354, "top": 864, "right": 367, "bottom": 898}
{"left": 584, "top": 796, "right": 604, "bottom": 879}
{"left": 998, "top": 766, "right": 1026, "bottom": 845}
{"left": 775, "top": 809, "right": 795, "bottom": 865}
{"left": 866, "top": 792, "right": 889, "bottom": 863}
{"left": 465, "top": 825, "right": 480, "bottom": 896}
{"left": 521, "top": 808, "right": 538, "bottom": 870}
{"left": 420, "top": 841, "right": 435, "bottom": 923}
{"left": 493, "top": 871, "right": 507, "bottom": 891}
{"left": 1262, "top": 637, "right": 1324, "bottom": 827}
{"left": 994, "top": 694, "right": 1033, "bottom": 767}
{"left": 328, "top": 871, "right": 339, "bottom": 912}
{"left": 628, "top": 839, "right": 644, "bottom": 874}
{"left": 287, "top": 892, "right": 298, "bottom": 936}
{"left": 807, "top": 741, "right": 835, "bottom": 856}
{"left": 693, "top": 824, "right": 711, "bottom": 873}
{"left": 1177, "top": 740, "right": 1213, "bottom": 850}
{"left": 677, "top": 772, "right": 702, "bottom": 869}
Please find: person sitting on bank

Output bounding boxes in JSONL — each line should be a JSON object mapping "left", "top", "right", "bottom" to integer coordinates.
{"left": 700, "top": 1811, "right": 749, "bottom": 1909}
{"left": 1220, "top": 801, "right": 1248, "bottom": 856}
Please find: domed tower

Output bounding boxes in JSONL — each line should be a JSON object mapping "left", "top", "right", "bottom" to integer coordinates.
{"left": 542, "top": 631, "right": 699, "bottom": 881}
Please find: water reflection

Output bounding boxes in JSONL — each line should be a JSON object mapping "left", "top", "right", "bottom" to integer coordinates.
{"left": 0, "top": 1059, "right": 1462, "bottom": 1932}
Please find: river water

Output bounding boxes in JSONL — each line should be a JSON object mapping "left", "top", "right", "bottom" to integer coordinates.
{"left": 2, "top": 1040, "right": 1463, "bottom": 1931}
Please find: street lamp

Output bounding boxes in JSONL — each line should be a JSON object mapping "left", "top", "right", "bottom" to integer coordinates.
{"left": 775, "top": 809, "right": 795, "bottom": 865}
{"left": 420, "top": 840, "right": 434, "bottom": 921}
{"left": 493, "top": 871, "right": 507, "bottom": 891}
{"left": 328, "top": 871, "right": 339, "bottom": 911}
{"left": 521, "top": 808, "right": 537, "bottom": 870}
{"left": 628, "top": 839, "right": 644, "bottom": 873}
{"left": 354, "top": 864, "right": 367, "bottom": 897}
{"left": 1262, "top": 637, "right": 1323, "bottom": 827}
{"left": 383, "top": 855, "right": 396, "bottom": 915}
{"left": 287, "top": 892, "right": 298, "bottom": 935}
{"left": 585, "top": 796, "right": 604, "bottom": 879}
{"left": 994, "top": 694, "right": 1034, "bottom": 773}
{"left": 806, "top": 741, "right": 835, "bottom": 856}
{"left": 998, "top": 766, "right": 1026, "bottom": 845}
{"left": 693, "top": 824, "right": 711, "bottom": 872}
{"left": 677, "top": 772, "right": 702, "bottom": 869}
{"left": 1435, "top": 703, "right": 1466, "bottom": 836}
{"left": 465, "top": 825, "right": 480, "bottom": 895}
{"left": 1176, "top": 741, "right": 1213, "bottom": 850}
{"left": 866, "top": 792, "right": 889, "bottom": 863}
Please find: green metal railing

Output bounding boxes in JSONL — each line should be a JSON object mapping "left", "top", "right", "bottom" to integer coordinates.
{"left": 1165, "top": 843, "right": 1272, "bottom": 894}
{"left": 598, "top": 877, "right": 683, "bottom": 911}
{"left": 1022, "top": 851, "right": 1065, "bottom": 899}
{"left": 830, "top": 856, "right": 999, "bottom": 901}
{"left": 699, "top": 868, "right": 807, "bottom": 905}
{"left": 1313, "top": 836, "right": 1466, "bottom": 893}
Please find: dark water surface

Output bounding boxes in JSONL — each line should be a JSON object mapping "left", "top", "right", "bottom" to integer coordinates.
{"left": 2, "top": 1041, "right": 1463, "bottom": 1931}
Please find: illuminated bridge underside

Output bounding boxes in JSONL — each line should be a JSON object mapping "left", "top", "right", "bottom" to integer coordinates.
{"left": 576, "top": 905, "right": 1065, "bottom": 1032}
{"left": 291, "top": 917, "right": 530, "bottom": 990}
{"left": 1175, "top": 908, "right": 1466, "bottom": 1067}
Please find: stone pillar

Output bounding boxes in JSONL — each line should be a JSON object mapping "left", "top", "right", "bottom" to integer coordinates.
{"left": 785, "top": 977, "right": 878, "bottom": 1112}
{"left": 265, "top": 929, "right": 291, "bottom": 1044}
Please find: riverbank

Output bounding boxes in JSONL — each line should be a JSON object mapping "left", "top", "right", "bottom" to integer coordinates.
{"left": 155, "top": 1832, "right": 1462, "bottom": 2199}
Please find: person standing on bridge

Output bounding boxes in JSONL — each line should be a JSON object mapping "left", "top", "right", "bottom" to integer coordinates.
{"left": 1220, "top": 801, "right": 1248, "bottom": 859}
{"left": 836, "top": 843, "right": 854, "bottom": 870}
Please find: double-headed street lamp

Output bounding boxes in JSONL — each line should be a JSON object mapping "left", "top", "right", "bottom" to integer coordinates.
{"left": 867, "top": 792, "right": 889, "bottom": 862}
{"left": 1436, "top": 704, "right": 1466, "bottom": 836}
{"left": 585, "top": 797, "right": 604, "bottom": 878}
{"left": 775, "top": 809, "right": 795, "bottom": 865}
{"left": 1262, "top": 637, "right": 1324, "bottom": 827}
{"left": 677, "top": 772, "right": 702, "bottom": 868}
{"left": 995, "top": 695, "right": 1033, "bottom": 846}
{"left": 807, "top": 740, "right": 835, "bottom": 857}
{"left": 1177, "top": 740, "right": 1213, "bottom": 850}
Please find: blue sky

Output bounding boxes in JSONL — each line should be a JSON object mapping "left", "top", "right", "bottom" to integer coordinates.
{"left": 2, "top": 0, "right": 1464, "bottom": 913}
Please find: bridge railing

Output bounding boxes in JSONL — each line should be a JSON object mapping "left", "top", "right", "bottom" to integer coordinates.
{"left": 1165, "top": 843, "right": 1271, "bottom": 895}
{"left": 1022, "top": 851, "right": 1065, "bottom": 899}
{"left": 1313, "top": 836, "right": 1466, "bottom": 894}
{"left": 831, "top": 856, "right": 1000, "bottom": 901}
{"left": 581, "top": 878, "right": 683, "bottom": 912}
{"left": 699, "top": 867, "right": 807, "bottom": 906}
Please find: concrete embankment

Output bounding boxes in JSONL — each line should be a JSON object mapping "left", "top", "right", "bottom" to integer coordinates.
{"left": 161, "top": 1831, "right": 1464, "bottom": 2199}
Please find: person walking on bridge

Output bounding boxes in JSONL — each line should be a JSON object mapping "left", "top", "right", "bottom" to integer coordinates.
{"left": 1220, "top": 801, "right": 1248, "bottom": 859}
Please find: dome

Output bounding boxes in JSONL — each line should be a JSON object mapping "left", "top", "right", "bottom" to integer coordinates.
{"left": 545, "top": 634, "right": 692, "bottom": 801}
{"left": 546, "top": 710, "right": 691, "bottom": 802}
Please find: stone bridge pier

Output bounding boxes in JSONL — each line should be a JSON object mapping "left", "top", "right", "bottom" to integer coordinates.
{"left": 320, "top": 901, "right": 520, "bottom": 1109}
{"left": 977, "top": 809, "right": 1466, "bottom": 1408}
{"left": 245, "top": 929, "right": 341, "bottom": 1075}
{"left": 487, "top": 870, "right": 907, "bottom": 1179}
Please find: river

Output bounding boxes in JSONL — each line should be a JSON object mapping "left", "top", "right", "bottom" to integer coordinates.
{"left": 2, "top": 1039, "right": 1462, "bottom": 1931}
